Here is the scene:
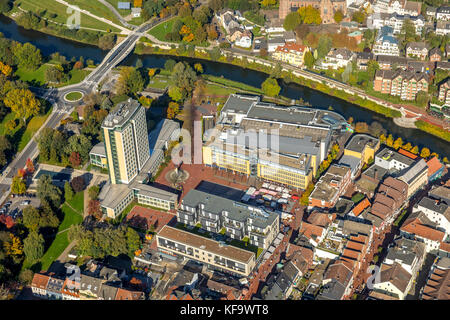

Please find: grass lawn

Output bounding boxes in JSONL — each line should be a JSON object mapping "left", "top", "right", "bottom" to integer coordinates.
{"left": 104, "top": 0, "right": 130, "bottom": 17}
{"left": 15, "top": 64, "right": 91, "bottom": 87}
{"left": 66, "top": 191, "right": 84, "bottom": 214}
{"left": 148, "top": 17, "right": 177, "bottom": 42}
{"left": 64, "top": 0, "right": 123, "bottom": 26}
{"left": 65, "top": 91, "right": 83, "bottom": 101}
{"left": 18, "top": 0, "right": 121, "bottom": 32}
{"left": 0, "top": 105, "right": 53, "bottom": 152}
{"left": 59, "top": 204, "right": 83, "bottom": 231}
{"left": 40, "top": 231, "right": 70, "bottom": 271}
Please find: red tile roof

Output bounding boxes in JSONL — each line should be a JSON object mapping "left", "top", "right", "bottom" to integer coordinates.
{"left": 31, "top": 273, "right": 50, "bottom": 290}
{"left": 439, "top": 242, "right": 450, "bottom": 253}
{"left": 427, "top": 156, "right": 444, "bottom": 177}
{"left": 401, "top": 218, "right": 445, "bottom": 242}
{"left": 275, "top": 42, "right": 307, "bottom": 54}
{"left": 352, "top": 198, "right": 371, "bottom": 217}
{"left": 115, "top": 288, "right": 144, "bottom": 300}
{"left": 299, "top": 222, "right": 325, "bottom": 241}
{"left": 398, "top": 149, "right": 418, "bottom": 159}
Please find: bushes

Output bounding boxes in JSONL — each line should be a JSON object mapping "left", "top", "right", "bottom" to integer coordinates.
{"left": 415, "top": 120, "right": 450, "bottom": 142}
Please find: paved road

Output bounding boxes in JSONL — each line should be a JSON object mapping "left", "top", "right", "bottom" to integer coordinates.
{"left": 0, "top": 25, "right": 150, "bottom": 204}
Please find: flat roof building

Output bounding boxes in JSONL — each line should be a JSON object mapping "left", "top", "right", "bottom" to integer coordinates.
{"left": 157, "top": 225, "right": 256, "bottom": 276}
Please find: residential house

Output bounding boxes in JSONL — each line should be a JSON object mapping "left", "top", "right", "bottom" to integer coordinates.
{"left": 217, "top": 10, "right": 241, "bottom": 34}
{"left": 267, "top": 37, "right": 286, "bottom": 53}
{"left": 376, "top": 55, "right": 408, "bottom": 70}
{"left": 299, "top": 222, "right": 327, "bottom": 248}
{"left": 372, "top": 26, "right": 400, "bottom": 57}
{"left": 413, "top": 196, "right": 450, "bottom": 233}
{"left": 401, "top": 1, "right": 422, "bottom": 16}
{"left": 115, "top": 288, "right": 145, "bottom": 300}
{"left": 398, "top": 159, "right": 429, "bottom": 198}
{"left": 356, "top": 52, "right": 374, "bottom": 70}
{"left": 309, "top": 165, "right": 351, "bottom": 209}
{"left": 46, "top": 277, "right": 64, "bottom": 300}
{"left": 262, "top": 261, "right": 300, "bottom": 300}
{"left": 438, "top": 78, "right": 450, "bottom": 104}
{"left": 436, "top": 6, "right": 450, "bottom": 21}
{"left": 429, "top": 47, "right": 443, "bottom": 62}
{"left": 272, "top": 43, "right": 309, "bottom": 67}
{"left": 31, "top": 273, "right": 50, "bottom": 298}
{"left": 79, "top": 274, "right": 102, "bottom": 299}
{"left": 383, "top": 237, "right": 426, "bottom": 276}
{"left": 420, "top": 256, "right": 450, "bottom": 300}
{"left": 98, "top": 284, "right": 119, "bottom": 300}
{"left": 317, "top": 262, "right": 353, "bottom": 300}
{"left": 369, "top": 13, "right": 425, "bottom": 35}
{"left": 373, "top": 69, "right": 430, "bottom": 100}
{"left": 319, "top": 48, "right": 356, "bottom": 70}
{"left": 426, "top": 156, "right": 445, "bottom": 182}
{"left": 61, "top": 279, "right": 80, "bottom": 300}
{"left": 426, "top": 6, "right": 437, "bottom": 20}
{"left": 374, "top": 147, "right": 416, "bottom": 173}
{"left": 406, "top": 42, "right": 429, "bottom": 60}
{"left": 372, "top": 262, "right": 414, "bottom": 299}
{"left": 234, "top": 30, "right": 253, "bottom": 48}
{"left": 436, "top": 21, "right": 450, "bottom": 36}
{"left": 400, "top": 211, "right": 446, "bottom": 252}
{"left": 436, "top": 61, "right": 450, "bottom": 71}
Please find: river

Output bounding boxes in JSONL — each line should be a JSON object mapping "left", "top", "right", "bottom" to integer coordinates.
{"left": 1, "top": 15, "right": 449, "bottom": 157}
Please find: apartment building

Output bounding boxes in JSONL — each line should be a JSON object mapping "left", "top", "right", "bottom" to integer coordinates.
{"left": 157, "top": 225, "right": 257, "bottom": 276}
{"left": 429, "top": 48, "right": 442, "bottom": 62}
{"left": 436, "top": 20, "right": 450, "bottom": 36}
{"left": 398, "top": 159, "right": 429, "bottom": 198}
{"left": 309, "top": 165, "right": 351, "bottom": 208}
{"left": 372, "top": 26, "right": 400, "bottom": 57}
{"left": 369, "top": 13, "right": 425, "bottom": 35}
{"left": 374, "top": 147, "right": 416, "bottom": 173}
{"left": 406, "top": 42, "right": 429, "bottom": 60}
{"left": 102, "top": 99, "right": 150, "bottom": 185}
{"left": 420, "top": 256, "right": 450, "bottom": 300}
{"left": 339, "top": 134, "right": 380, "bottom": 178}
{"left": 400, "top": 211, "right": 446, "bottom": 252}
{"left": 373, "top": 70, "right": 430, "bottom": 100}
{"left": 436, "top": 6, "right": 450, "bottom": 21}
{"left": 278, "top": 0, "right": 347, "bottom": 23}
{"left": 203, "top": 94, "right": 348, "bottom": 190}
{"left": 372, "top": 262, "right": 414, "bottom": 300}
{"left": 383, "top": 237, "right": 426, "bottom": 276}
{"left": 272, "top": 43, "right": 309, "bottom": 68}
{"left": 414, "top": 197, "right": 450, "bottom": 234}
{"left": 319, "top": 48, "right": 356, "bottom": 70}
{"left": 177, "top": 189, "right": 279, "bottom": 249}
{"left": 376, "top": 55, "right": 408, "bottom": 70}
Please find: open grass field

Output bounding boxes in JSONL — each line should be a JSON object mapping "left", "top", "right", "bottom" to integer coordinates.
{"left": 59, "top": 203, "right": 83, "bottom": 231}
{"left": 40, "top": 231, "right": 70, "bottom": 271}
{"left": 15, "top": 64, "right": 91, "bottom": 87}
{"left": 66, "top": 192, "right": 84, "bottom": 214}
{"left": 0, "top": 105, "right": 53, "bottom": 152}
{"left": 148, "top": 17, "right": 176, "bottom": 41}
{"left": 64, "top": 0, "right": 123, "bottom": 26}
{"left": 18, "top": 0, "right": 121, "bottom": 32}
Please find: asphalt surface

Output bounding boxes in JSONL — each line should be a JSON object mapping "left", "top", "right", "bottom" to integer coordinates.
{"left": 0, "top": 25, "right": 150, "bottom": 199}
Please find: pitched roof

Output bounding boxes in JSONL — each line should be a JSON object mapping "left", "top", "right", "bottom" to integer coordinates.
{"left": 427, "top": 156, "right": 444, "bottom": 177}
{"left": 275, "top": 42, "right": 307, "bottom": 54}
{"left": 352, "top": 198, "right": 371, "bottom": 217}
{"left": 115, "top": 288, "right": 144, "bottom": 300}
{"left": 401, "top": 212, "right": 445, "bottom": 242}
{"left": 299, "top": 222, "right": 325, "bottom": 241}
{"left": 379, "top": 263, "right": 412, "bottom": 293}
{"left": 32, "top": 273, "right": 50, "bottom": 290}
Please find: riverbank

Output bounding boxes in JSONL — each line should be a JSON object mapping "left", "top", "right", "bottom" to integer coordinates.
{"left": 135, "top": 43, "right": 450, "bottom": 143}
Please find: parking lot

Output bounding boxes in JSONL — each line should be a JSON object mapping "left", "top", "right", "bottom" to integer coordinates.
{"left": 0, "top": 194, "right": 40, "bottom": 220}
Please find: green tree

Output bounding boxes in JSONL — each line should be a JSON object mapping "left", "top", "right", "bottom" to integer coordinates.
{"left": 22, "top": 206, "right": 41, "bottom": 231}
{"left": 164, "top": 59, "right": 176, "bottom": 72}
{"left": 304, "top": 51, "right": 315, "bottom": 69}
{"left": 0, "top": 0, "right": 12, "bottom": 13}
{"left": 37, "top": 174, "right": 62, "bottom": 208}
{"left": 334, "top": 10, "right": 344, "bottom": 23}
{"left": 23, "top": 231, "right": 45, "bottom": 262}
{"left": 4, "top": 88, "right": 41, "bottom": 123}
{"left": 168, "top": 86, "right": 184, "bottom": 102}
{"left": 126, "top": 227, "right": 141, "bottom": 256}
{"left": 420, "top": 147, "right": 431, "bottom": 158}
{"left": 367, "top": 60, "right": 379, "bottom": 79}
{"left": 261, "top": 77, "right": 281, "bottom": 97}
{"left": 298, "top": 6, "right": 322, "bottom": 24}
{"left": 352, "top": 10, "right": 366, "bottom": 24}
{"left": 64, "top": 181, "right": 74, "bottom": 202}
{"left": 13, "top": 42, "right": 42, "bottom": 71}
{"left": 283, "top": 12, "right": 302, "bottom": 31}
{"left": 98, "top": 34, "right": 116, "bottom": 50}
{"left": 11, "top": 176, "right": 26, "bottom": 195}
{"left": 317, "top": 36, "right": 333, "bottom": 59}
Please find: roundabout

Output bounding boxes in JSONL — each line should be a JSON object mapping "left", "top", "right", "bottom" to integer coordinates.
{"left": 64, "top": 91, "right": 84, "bottom": 102}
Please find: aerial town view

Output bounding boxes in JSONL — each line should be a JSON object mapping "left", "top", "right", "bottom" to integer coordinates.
{"left": 0, "top": 0, "right": 449, "bottom": 308}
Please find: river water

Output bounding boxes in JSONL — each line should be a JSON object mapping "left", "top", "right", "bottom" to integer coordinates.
{"left": 1, "top": 15, "right": 448, "bottom": 157}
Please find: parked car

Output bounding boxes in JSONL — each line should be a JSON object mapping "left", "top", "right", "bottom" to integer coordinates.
{"left": 20, "top": 200, "right": 31, "bottom": 206}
